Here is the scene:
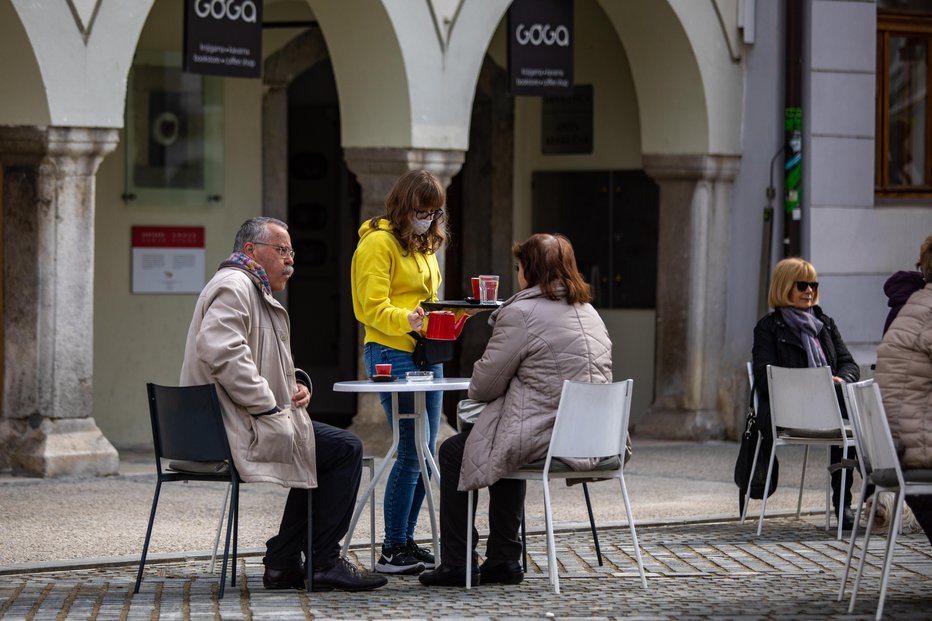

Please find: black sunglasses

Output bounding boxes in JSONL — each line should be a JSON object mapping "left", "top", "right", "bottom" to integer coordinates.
{"left": 794, "top": 281, "right": 819, "bottom": 293}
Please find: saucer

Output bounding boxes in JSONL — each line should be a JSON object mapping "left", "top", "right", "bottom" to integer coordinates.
{"left": 371, "top": 374, "right": 397, "bottom": 383}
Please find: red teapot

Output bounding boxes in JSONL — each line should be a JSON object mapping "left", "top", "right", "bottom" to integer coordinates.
{"left": 424, "top": 311, "right": 467, "bottom": 340}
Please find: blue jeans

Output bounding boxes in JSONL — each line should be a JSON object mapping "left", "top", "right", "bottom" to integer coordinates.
{"left": 364, "top": 342, "right": 443, "bottom": 545}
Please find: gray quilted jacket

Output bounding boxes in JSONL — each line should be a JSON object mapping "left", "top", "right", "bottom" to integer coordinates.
{"left": 876, "top": 283, "right": 932, "bottom": 470}
{"left": 458, "top": 284, "right": 613, "bottom": 491}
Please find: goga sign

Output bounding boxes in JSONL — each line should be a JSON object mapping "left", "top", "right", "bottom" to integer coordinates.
{"left": 184, "top": 0, "right": 263, "bottom": 78}
{"left": 508, "top": 0, "right": 574, "bottom": 96}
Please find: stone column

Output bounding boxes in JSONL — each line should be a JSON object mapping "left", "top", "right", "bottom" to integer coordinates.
{"left": 342, "top": 147, "right": 465, "bottom": 455}
{"left": 636, "top": 153, "right": 741, "bottom": 440}
{"left": 0, "top": 126, "right": 120, "bottom": 476}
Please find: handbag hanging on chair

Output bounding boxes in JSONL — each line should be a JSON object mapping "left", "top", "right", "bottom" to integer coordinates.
{"left": 734, "top": 380, "right": 779, "bottom": 514}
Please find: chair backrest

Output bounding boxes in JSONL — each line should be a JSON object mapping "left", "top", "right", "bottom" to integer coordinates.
{"left": 842, "top": 379, "right": 874, "bottom": 477}
{"left": 766, "top": 365, "right": 844, "bottom": 431}
{"left": 546, "top": 379, "right": 633, "bottom": 461}
{"left": 146, "top": 383, "right": 232, "bottom": 465}
{"left": 847, "top": 380, "right": 903, "bottom": 480}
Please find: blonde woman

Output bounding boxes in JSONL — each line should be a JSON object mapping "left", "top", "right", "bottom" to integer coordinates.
{"left": 751, "top": 257, "right": 860, "bottom": 529}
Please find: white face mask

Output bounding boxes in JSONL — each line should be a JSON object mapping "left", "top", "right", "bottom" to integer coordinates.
{"left": 411, "top": 216, "right": 432, "bottom": 235}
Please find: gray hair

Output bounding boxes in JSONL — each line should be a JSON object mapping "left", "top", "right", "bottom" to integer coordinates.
{"left": 233, "top": 217, "right": 288, "bottom": 252}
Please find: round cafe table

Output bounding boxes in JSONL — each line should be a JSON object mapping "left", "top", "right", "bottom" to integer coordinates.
{"left": 333, "top": 377, "right": 471, "bottom": 566}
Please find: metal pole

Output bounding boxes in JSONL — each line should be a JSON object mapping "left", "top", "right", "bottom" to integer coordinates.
{"left": 783, "top": 0, "right": 803, "bottom": 258}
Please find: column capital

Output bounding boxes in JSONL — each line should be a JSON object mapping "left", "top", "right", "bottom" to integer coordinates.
{"left": 642, "top": 153, "right": 741, "bottom": 182}
{"left": 343, "top": 147, "right": 465, "bottom": 219}
{"left": 0, "top": 126, "right": 119, "bottom": 175}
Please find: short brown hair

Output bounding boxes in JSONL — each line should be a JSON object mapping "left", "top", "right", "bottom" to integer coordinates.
{"left": 369, "top": 169, "right": 447, "bottom": 254}
{"left": 768, "top": 257, "right": 819, "bottom": 308}
{"left": 918, "top": 234, "right": 932, "bottom": 281}
{"left": 512, "top": 233, "right": 592, "bottom": 304}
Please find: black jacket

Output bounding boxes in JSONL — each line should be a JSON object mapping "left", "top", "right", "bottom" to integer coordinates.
{"left": 751, "top": 305, "right": 860, "bottom": 425}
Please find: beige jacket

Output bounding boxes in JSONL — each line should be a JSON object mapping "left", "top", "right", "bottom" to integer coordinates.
{"left": 459, "top": 285, "right": 613, "bottom": 491}
{"left": 180, "top": 267, "right": 317, "bottom": 488}
{"left": 876, "top": 283, "right": 932, "bottom": 470}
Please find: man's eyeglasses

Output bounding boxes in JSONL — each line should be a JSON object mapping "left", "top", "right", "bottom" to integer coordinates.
{"left": 794, "top": 281, "right": 818, "bottom": 293}
{"left": 414, "top": 208, "right": 444, "bottom": 221}
{"left": 252, "top": 241, "right": 296, "bottom": 259}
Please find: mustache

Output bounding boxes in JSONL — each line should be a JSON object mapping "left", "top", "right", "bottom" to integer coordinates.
{"left": 283, "top": 266, "right": 294, "bottom": 277}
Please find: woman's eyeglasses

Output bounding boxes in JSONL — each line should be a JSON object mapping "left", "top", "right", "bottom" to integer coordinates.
{"left": 414, "top": 208, "right": 444, "bottom": 221}
{"left": 794, "top": 281, "right": 819, "bottom": 293}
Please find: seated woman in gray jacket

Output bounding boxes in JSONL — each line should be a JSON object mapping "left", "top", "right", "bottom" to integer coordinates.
{"left": 419, "top": 233, "right": 613, "bottom": 588}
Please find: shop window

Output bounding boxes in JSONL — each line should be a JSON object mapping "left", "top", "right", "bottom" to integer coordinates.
{"left": 877, "top": 4, "right": 932, "bottom": 197}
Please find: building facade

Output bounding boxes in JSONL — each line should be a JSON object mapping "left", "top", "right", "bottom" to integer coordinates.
{"left": 0, "top": 0, "right": 926, "bottom": 476}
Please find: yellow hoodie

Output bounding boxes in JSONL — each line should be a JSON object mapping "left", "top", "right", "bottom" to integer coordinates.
{"left": 351, "top": 218, "right": 441, "bottom": 352}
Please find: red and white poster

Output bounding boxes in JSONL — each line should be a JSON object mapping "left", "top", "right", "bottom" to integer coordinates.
{"left": 132, "top": 226, "right": 205, "bottom": 294}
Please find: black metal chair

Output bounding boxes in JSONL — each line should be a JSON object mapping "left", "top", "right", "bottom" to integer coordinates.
{"left": 134, "top": 383, "right": 313, "bottom": 597}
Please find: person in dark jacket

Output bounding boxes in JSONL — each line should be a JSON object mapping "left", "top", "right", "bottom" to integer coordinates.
{"left": 883, "top": 268, "right": 925, "bottom": 335}
{"left": 752, "top": 257, "right": 861, "bottom": 529}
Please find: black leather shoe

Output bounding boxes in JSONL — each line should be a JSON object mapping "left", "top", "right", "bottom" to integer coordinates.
{"left": 479, "top": 559, "right": 523, "bottom": 585}
{"left": 418, "top": 563, "right": 480, "bottom": 587}
{"left": 312, "top": 557, "right": 387, "bottom": 592}
{"left": 263, "top": 565, "right": 306, "bottom": 590}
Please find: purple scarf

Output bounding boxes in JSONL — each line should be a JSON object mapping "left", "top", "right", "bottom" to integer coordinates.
{"left": 779, "top": 307, "right": 828, "bottom": 368}
{"left": 220, "top": 251, "right": 272, "bottom": 295}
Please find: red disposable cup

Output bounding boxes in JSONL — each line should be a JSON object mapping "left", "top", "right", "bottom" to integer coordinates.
{"left": 375, "top": 363, "right": 392, "bottom": 376}
{"left": 471, "top": 277, "right": 481, "bottom": 299}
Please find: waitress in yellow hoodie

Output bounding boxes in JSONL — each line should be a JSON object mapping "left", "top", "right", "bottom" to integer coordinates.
{"left": 351, "top": 169, "right": 447, "bottom": 576}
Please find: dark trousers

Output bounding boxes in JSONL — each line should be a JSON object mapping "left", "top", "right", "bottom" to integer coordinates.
{"left": 264, "top": 421, "right": 363, "bottom": 571}
{"left": 438, "top": 431, "right": 526, "bottom": 567}
{"left": 831, "top": 444, "right": 856, "bottom": 509}
{"left": 906, "top": 495, "right": 932, "bottom": 547}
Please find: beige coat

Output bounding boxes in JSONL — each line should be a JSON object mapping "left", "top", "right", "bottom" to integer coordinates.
{"left": 459, "top": 285, "right": 613, "bottom": 491}
{"left": 876, "top": 283, "right": 932, "bottom": 470}
{"left": 180, "top": 267, "right": 317, "bottom": 488}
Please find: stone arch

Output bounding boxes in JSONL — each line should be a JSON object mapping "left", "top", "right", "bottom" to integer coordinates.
{"left": 8, "top": 1, "right": 154, "bottom": 127}
{"left": 306, "top": 0, "right": 509, "bottom": 150}
{"left": 0, "top": 2, "right": 50, "bottom": 125}
{"left": 598, "top": 0, "right": 743, "bottom": 155}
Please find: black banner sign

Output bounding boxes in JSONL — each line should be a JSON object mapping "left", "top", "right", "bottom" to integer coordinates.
{"left": 184, "top": 0, "right": 263, "bottom": 78}
{"left": 508, "top": 0, "right": 573, "bottom": 96}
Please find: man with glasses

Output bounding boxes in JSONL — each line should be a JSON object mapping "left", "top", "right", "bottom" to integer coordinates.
{"left": 181, "top": 216, "right": 386, "bottom": 592}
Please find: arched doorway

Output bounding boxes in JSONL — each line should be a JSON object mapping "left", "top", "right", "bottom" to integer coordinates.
{"left": 263, "top": 30, "right": 359, "bottom": 427}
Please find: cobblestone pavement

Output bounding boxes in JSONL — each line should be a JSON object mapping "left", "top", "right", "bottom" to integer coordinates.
{"left": 2, "top": 515, "right": 931, "bottom": 620}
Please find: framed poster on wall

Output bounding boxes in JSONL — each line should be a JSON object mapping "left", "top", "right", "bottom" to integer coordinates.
{"left": 131, "top": 226, "right": 206, "bottom": 294}
{"left": 123, "top": 51, "right": 224, "bottom": 207}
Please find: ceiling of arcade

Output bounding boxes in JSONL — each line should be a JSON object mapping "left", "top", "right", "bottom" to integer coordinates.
{"left": 0, "top": 0, "right": 743, "bottom": 157}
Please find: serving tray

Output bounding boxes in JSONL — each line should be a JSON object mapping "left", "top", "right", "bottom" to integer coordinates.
{"left": 421, "top": 299, "right": 502, "bottom": 310}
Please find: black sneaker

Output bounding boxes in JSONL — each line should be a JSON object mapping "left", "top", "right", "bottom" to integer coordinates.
{"left": 375, "top": 543, "right": 425, "bottom": 575}
{"left": 406, "top": 539, "right": 436, "bottom": 569}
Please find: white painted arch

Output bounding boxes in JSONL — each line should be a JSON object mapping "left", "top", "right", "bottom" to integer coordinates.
{"left": 599, "top": 0, "right": 743, "bottom": 155}
{"left": 1, "top": 0, "right": 740, "bottom": 159}
{"left": 8, "top": 0, "right": 154, "bottom": 128}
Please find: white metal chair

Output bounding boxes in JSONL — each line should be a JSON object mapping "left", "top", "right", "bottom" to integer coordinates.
{"left": 838, "top": 380, "right": 932, "bottom": 620}
{"left": 756, "top": 365, "right": 852, "bottom": 539}
{"left": 465, "top": 379, "right": 647, "bottom": 593}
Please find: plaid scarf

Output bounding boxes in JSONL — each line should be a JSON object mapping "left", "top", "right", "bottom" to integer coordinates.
{"left": 220, "top": 251, "right": 272, "bottom": 295}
